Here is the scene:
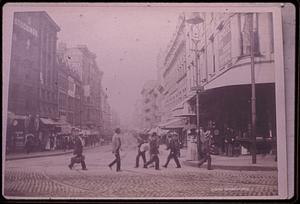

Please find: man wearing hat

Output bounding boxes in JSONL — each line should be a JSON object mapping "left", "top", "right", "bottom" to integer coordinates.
{"left": 144, "top": 132, "right": 160, "bottom": 170}
{"left": 135, "top": 134, "right": 148, "bottom": 168}
{"left": 163, "top": 133, "right": 181, "bottom": 168}
{"left": 68, "top": 135, "right": 87, "bottom": 170}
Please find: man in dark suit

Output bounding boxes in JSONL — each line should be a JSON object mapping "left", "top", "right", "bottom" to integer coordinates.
{"left": 144, "top": 132, "right": 160, "bottom": 170}
{"left": 163, "top": 133, "right": 181, "bottom": 168}
{"left": 68, "top": 135, "right": 87, "bottom": 170}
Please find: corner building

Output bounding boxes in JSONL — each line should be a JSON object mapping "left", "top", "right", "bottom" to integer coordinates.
{"left": 185, "top": 12, "right": 276, "bottom": 155}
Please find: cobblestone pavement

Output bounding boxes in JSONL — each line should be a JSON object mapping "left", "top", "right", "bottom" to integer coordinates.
{"left": 4, "top": 144, "right": 278, "bottom": 198}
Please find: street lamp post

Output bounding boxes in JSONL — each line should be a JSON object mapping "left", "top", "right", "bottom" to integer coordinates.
{"left": 249, "top": 13, "right": 257, "bottom": 164}
{"left": 186, "top": 13, "right": 211, "bottom": 169}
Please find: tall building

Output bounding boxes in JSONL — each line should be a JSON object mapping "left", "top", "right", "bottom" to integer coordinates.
{"left": 157, "top": 14, "right": 192, "bottom": 146}
{"left": 56, "top": 43, "right": 83, "bottom": 127}
{"left": 111, "top": 110, "right": 121, "bottom": 131}
{"left": 7, "top": 11, "right": 60, "bottom": 152}
{"left": 185, "top": 12, "right": 276, "bottom": 141}
{"left": 157, "top": 12, "right": 276, "bottom": 152}
{"left": 132, "top": 97, "right": 144, "bottom": 131}
{"left": 62, "top": 45, "right": 104, "bottom": 130}
{"left": 8, "top": 11, "right": 60, "bottom": 119}
{"left": 100, "top": 90, "right": 113, "bottom": 140}
{"left": 140, "top": 80, "right": 161, "bottom": 130}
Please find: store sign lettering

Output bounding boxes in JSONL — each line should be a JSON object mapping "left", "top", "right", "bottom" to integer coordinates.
{"left": 14, "top": 18, "right": 38, "bottom": 37}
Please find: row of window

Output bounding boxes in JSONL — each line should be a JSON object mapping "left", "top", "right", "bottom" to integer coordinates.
{"left": 188, "top": 13, "right": 268, "bottom": 88}
{"left": 40, "top": 89, "right": 57, "bottom": 103}
{"left": 39, "top": 104, "right": 58, "bottom": 116}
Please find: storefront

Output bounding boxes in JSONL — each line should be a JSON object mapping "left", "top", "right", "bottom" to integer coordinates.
{"left": 6, "top": 114, "right": 27, "bottom": 153}
{"left": 39, "top": 118, "right": 58, "bottom": 151}
{"left": 159, "top": 117, "right": 188, "bottom": 147}
{"left": 190, "top": 83, "right": 277, "bottom": 157}
{"left": 55, "top": 120, "right": 72, "bottom": 150}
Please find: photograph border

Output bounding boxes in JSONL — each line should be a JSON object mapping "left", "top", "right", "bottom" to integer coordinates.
{"left": 1, "top": 1, "right": 297, "bottom": 201}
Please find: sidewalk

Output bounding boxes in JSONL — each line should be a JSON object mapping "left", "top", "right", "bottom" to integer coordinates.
{"left": 5, "top": 144, "right": 107, "bottom": 161}
{"left": 181, "top": 149, "right": 277, "bottom": 171}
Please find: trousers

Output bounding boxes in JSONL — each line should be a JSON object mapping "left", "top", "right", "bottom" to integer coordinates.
{"left": 109, "top": 150, "right": 121, "bottom": 171}
{"left": 135, "top": 151, "right": 146, "bottom": 167}
{"left": 164, "top": 152, "right": 181, "bottom": 167}
{"left": 144, "top": 154, "right": 159, "bottom": 170}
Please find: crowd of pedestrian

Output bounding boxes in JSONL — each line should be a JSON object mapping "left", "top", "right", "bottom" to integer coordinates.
{"left": 68, "top": 127, "right": 183, "bottom": 172}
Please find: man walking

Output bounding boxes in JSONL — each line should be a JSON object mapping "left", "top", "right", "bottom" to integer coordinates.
{"left": 108, "top": 128, "right": 122, "bottom": 172}
{"left": 144, "top": 132, "right": 160, "bottom": 170}
{"left": 68, "top": 135, "right": 87, "bottom": 170}
{"left": 163, "top": 133, "right": 181, "bottom": 168}
{"left": 135, "top": 135, "right": 147, "bottom": 168}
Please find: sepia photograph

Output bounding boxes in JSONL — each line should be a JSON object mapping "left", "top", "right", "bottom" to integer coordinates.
{"left": 2, "top": 2, "right": 295, "bottom": 200}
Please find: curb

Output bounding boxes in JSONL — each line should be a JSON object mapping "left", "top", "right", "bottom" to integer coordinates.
{"left": 5, "top": 150, "right": 74, "bottom": 161}
{"left": 182, "top": 160, "right": 278, "bottom": 171}
{"left": 5, "top": 144, "right": 108, "bottom": 161}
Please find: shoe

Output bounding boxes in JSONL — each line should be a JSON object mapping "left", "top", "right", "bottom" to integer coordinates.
{"left": 82, "top": 168, "right": 88, "bottom": 171}
{"left": 176, "top": 166, "right": 181, "bottom": 168}
{"left": 155, "top": 168, "right": 161, "bottom": 170}
{"left": 143, "top": 165, "right": 148, "bottom": 169}
{"left": 162, "top": 165, "right": 167, "bottom": 168}
{"left": 108, "top": 165, "right": 112, "bottom": 170}
{"left": 68, "top": 164, "right": 72, "bottom": 170}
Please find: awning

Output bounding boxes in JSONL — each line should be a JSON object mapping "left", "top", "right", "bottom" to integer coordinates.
{"left": 40, "top": 118, "right": 57, "bottom": 125}
{"left": 148, "top": 127, "right": 169, "bottom": 135}
{"left": 172, "top": 96, "right": 196, "bottom": 118}
{"left": 172, "top": 94, "right": 195, "bottom": 111}
{"left": 159, "top": 118, "right": 187, "bottom": 129}
{"left": 55, "top": 119, "right": 71, "bottom": 126}
{"left": 56, "top": 123, "right": 72, "bottom": 134}
{"left": 172, "top": 106, "right": 196, "bottom": 117}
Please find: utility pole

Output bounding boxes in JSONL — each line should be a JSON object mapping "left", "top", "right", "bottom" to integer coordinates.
{"left": 249, "top": 13, "right": 257, "bottom": 164}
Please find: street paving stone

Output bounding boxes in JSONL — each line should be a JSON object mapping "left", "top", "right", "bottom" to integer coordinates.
{"left": 4, "top": 144, "right": 278, "bottom": 198}
{"left": 4, "top": 167, "right": 278, "bottom": 198}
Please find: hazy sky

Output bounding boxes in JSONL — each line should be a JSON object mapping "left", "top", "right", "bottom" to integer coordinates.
{"left": 14, "top": 4, "right": 182, "bottom": 125}
{"left": 4, "top": 3, "right": 280, "bottom": 127}
{"left": 6, "top": 3, "right": 241, "bottom": 126}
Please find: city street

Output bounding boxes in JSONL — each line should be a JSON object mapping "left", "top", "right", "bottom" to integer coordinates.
{"left": 4, "top": 143, "right": 278, "bottom": 198}
{"left": 2, "top": 4, "right": 293, "bottom": 200}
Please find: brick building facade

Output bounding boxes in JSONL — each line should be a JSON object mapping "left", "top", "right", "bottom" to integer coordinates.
{"left": 8, "top": 11, "right": 60, "bottom": 119}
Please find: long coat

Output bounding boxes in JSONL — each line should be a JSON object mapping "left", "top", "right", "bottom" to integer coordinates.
{"left": 73, "top": 138, "right": 83, "bottom": 156}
